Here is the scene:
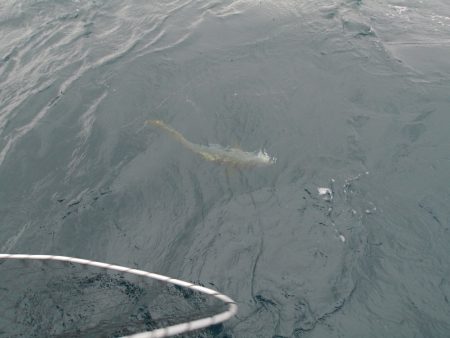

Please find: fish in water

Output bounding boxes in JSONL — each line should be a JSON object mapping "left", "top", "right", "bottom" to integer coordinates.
{"left": 146, "top": 120, "right": 276, "bottom": 167}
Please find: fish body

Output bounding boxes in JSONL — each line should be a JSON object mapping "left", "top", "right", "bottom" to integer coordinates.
{"left": 146, "top": 120, "right": 276, "bottom": 167}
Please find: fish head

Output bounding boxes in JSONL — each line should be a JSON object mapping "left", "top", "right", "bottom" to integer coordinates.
{"left": 255, "top": 149, "right": 277, "bottom": 166}
{"left": 232, "top": 148, "right": 276, "bottom": 167}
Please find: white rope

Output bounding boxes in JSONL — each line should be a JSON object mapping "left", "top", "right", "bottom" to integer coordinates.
{"left": 0, "top": 253, "right": 238, "bottom": 338}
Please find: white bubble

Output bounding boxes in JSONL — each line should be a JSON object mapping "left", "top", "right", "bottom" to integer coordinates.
{"left": 317, "top": 187, "right": 333, "bottom": 201}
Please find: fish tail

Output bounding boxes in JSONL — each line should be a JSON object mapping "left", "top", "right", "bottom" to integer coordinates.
{"left": 145, "top": 119, "right": 178, "bottom": 135}
{"left": 145, "top": 119, "right": 194, "bottom": 150}
{"left": 145, "top": 119, "right": 166, "bottom": 128}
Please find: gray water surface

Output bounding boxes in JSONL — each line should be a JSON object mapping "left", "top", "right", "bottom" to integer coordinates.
{"left": 1, "top": 0, "right": 450, "bottom": 337}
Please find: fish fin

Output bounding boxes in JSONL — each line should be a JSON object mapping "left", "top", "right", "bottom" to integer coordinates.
{"left": 198, "top": 152, "right": 216, "bottom": 162}
{"left": 232, "top": 142, "right": 242, "bottom": 150}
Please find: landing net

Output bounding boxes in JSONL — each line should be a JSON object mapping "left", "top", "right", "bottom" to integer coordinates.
{"left": 0, "top": 254, "right": 237, "bottom": 337}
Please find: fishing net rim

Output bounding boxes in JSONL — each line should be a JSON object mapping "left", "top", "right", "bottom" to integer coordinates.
{"left": 0, "top": 253, "right": 238, "bottom": 338}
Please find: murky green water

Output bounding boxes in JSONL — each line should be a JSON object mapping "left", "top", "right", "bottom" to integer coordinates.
{"left": 1, "top": 0, "right": 449, "bottom": 336}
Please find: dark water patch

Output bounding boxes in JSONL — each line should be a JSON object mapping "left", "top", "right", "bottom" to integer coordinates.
{"left": 1, "top": 0, "right": 450, "bottom": 337}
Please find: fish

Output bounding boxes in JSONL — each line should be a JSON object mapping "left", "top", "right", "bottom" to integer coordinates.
{"left": 146, "top": 120, "right": 276, "bottom": 167}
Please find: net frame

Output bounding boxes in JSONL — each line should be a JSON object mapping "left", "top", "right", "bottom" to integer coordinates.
{"left": 0, "top": 253, "right": 237, "bottom": 338}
